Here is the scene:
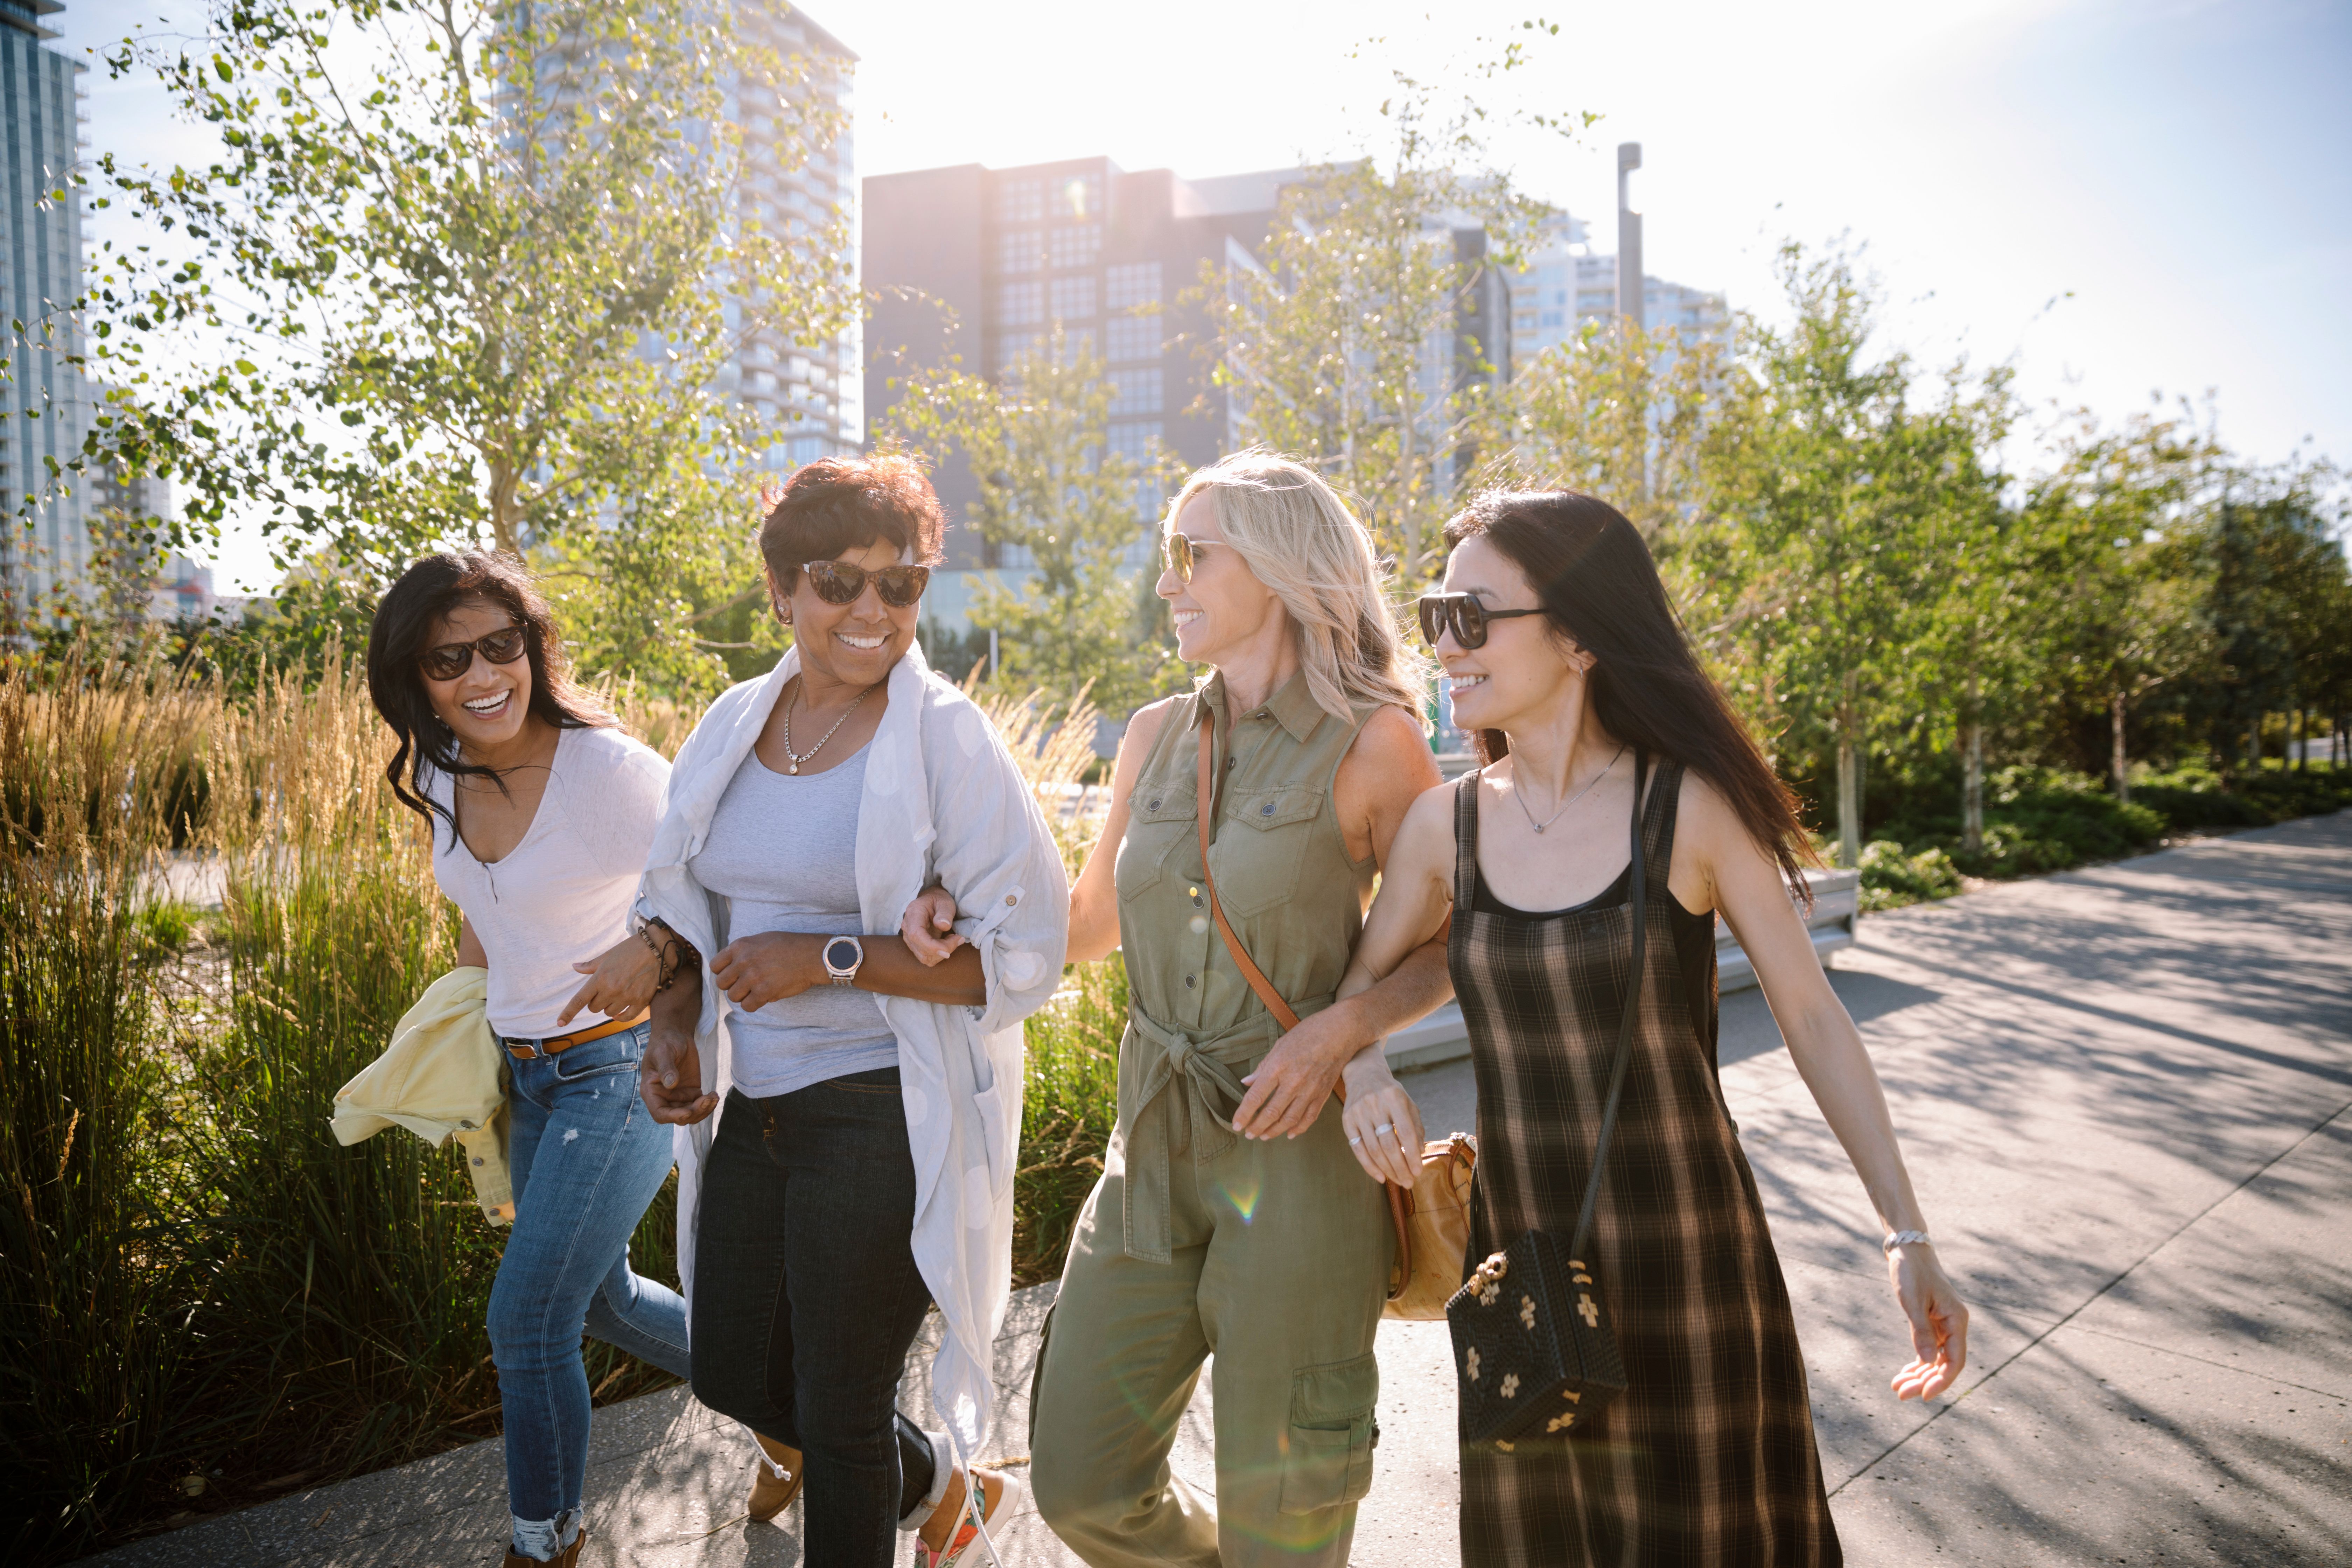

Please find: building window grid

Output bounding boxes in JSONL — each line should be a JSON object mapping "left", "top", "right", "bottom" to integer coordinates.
{"left": 1106, "top": 314, "right": 1162, "bottom": 363}
{"left": 996, "top": 177, "right": 1043, "bottom": 225}
{"left": 1107, "top": 261, "right": 1162, "bottom": 312}
{"left": 1048, "top": 224, "right": 1102, "bottom": 270}
{"left": 1049, "top": 275, "right": 1097, "bottom": 321}
{"left": 996, "top": 280, "right": 1045, "bottom": 328}
{"left": 1110, "top": 369, "right": 1163, "bottom": 417}
{"left": 996, "top": 228, "right": 1044, "bottom": 275}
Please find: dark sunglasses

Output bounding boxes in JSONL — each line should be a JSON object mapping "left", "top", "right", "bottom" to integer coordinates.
{"left": 416, "top": 623, "right": 529, "bottom": 682}
{"left": 802, "top": 559, "right": 931, "bottom": 608}
{"left": 1162, "top": 531, "right": 1222, "bottom": 584}
{"left": 1416, "top": 593, "right": 1547, "bottom": 650}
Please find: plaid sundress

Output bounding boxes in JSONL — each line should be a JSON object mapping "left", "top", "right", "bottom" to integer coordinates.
{"left": 1451, "top": 759, "right": 1840, "bottom": 1566}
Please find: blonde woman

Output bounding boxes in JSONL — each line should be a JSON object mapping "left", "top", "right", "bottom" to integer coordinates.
{"left": 909, "top": 451, "right": 1450, "bottom": 1565}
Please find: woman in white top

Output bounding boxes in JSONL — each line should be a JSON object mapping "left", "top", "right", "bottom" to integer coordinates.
{"left": 366, "top": 552, "right": 692, "bottom": 1568}
{"left": 635, "top": 454, "right": 1070, "bottom": 1566}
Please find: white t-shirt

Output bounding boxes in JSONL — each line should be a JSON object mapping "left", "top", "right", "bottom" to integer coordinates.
{"left": 425, "top": 724, "right": 669, "bottom": 1039}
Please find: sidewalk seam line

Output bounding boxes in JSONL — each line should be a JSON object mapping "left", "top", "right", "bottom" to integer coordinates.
{"left": 2054, "top": 1323, "right": 2352, "bottom": 1402}
{"left": 1824, "top": 1091, "right": 2352, "bottom": 1499}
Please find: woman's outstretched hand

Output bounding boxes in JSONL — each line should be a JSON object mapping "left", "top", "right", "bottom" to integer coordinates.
{"left": 900, "top": 884, "right": 964, "bottom": 966}
{"left": 556, "top": 931, "right": 660, "bottom": 1027}
{"left": 1337, "top": 1049, "right": 1425, "bottom": 1187}
{"left": 1888, "top": 1245, "right": 1969, "bottom": 1401}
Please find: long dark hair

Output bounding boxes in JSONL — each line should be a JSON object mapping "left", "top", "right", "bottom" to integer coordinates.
{"left": 1444, "top": 490, "right": 1819, "bottom": 895}
{"left": 364, "top": 551, "right": 611, "bottom": 845}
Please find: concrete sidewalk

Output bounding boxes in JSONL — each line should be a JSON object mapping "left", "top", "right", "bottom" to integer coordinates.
{"left": 87, "top": 814, "right": 2352, "bottom": 1566}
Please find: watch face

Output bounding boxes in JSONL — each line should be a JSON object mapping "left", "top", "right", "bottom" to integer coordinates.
{"left": 825, "top": 937, "right": 861, "bottom": 973}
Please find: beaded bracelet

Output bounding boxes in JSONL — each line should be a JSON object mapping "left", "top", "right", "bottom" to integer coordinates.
{"left": 636, "top": 918, "right": 700, "bottom": 993}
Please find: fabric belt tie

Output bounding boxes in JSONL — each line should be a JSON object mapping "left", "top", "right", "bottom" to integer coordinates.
{"left": 1118, "top": 994, "right": 1334, "bottom": 1265}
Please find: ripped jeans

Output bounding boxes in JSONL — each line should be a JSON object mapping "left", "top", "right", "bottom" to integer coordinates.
{"left": 491, "top": 1022, "right": 690, "bottom": 1560}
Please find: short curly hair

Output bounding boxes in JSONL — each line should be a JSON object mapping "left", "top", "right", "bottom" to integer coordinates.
{"left": 759, "top": 453, "right": 947, "bottom": 592}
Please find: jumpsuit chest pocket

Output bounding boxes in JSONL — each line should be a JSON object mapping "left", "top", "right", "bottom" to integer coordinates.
{"left": 1205, "top": 784, "right": 1323, "bottom": 919}
{"left": 1115, "top": 779, "right": 1198, "bottom": 902}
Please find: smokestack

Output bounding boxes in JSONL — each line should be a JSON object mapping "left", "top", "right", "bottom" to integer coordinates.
{"left": 1616, "top": 141, "right": 1643, "bottom": 331}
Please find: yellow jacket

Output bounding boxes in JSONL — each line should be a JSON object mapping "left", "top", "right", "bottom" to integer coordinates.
{"left": 330, "top": 966, "right": 514, "bottom": 1224}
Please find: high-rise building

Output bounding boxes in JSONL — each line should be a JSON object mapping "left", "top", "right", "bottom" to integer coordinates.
{"left": 864, "top": 158, "right": 1298, "bottom": 580}
{"left": 1506, "top": 211, "right": 1727, "bottom": 366}
{"left": 864, "top": 158, "right": 1514, "bottom": 625}
{"left": 723, "top": 5, "right": 859, "bottom": 469}
{"left": 1, "top": 0, "right": 95, "bottom": 617}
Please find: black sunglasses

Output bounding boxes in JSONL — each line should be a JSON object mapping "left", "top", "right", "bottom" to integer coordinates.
{"left": 1416, "top": 593, "right": 1547, "bottom": 650}
{"left": 802, "top": 560, "right": 931, "bottom": 608}
{"left": 1161, "top": 531, "right": 1221, "bottom": 584}
{"left": 417, "top": 623, "right": 530, "bottom": 682}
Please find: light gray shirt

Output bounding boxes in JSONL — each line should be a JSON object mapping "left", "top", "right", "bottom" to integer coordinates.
{"left": 689, "top": 741, "right": 897, "bottom": 1098}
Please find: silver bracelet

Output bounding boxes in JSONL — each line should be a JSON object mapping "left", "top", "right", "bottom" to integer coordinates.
{"left": 1882, "top": 1229, "right": 1932, "bottom": 1254}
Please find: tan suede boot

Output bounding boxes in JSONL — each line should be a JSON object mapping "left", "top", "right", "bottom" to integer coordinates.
{"left": 501, "top": 1528, "right": 586, "bottom": 1567}
{"left": 746, "top": 1432, "right": 805, "bottom": 1523}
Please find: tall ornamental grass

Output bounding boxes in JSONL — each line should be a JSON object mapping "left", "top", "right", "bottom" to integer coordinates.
{"left": 0, "top": 654, "right": 1111, "bottom": 1561}
{"left": 0, "top": 657, "right": 213, "bottom": 1562}
{"left": 173, "top": 660, "right": 499, "bottom": 1476}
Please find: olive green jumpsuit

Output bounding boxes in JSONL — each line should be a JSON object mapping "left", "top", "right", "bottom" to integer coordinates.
{"left": 1030, "top": 671, "right": 1396, "bottom": 1567}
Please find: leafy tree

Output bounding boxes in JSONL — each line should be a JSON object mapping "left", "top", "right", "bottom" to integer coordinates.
{"left": 2024, "top": 410, "right": 2221, "bottom": 805}
{"left": 1506, "top": 315, "right": 1735, "bottom": 548}
{"left": 1894, "top": 370, "right": 2023, "bottom": 851}
{"left": 76, "top": 0, "right": 851, "bottom": 695}
{"left": 1707, "top": 243, "right": 1954, "bottom": 867}
{"left": 1198, "top": 39, "right": 1579, "bottom": 584}
{"left": 883, "top": 329, "right": 1184, "bottom": 716}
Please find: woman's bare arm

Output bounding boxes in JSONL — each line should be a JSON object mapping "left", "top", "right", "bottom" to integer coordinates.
{"left": 1065, "top": 699, "right": 1171, "bottom": 965}
{"left": 1228, "top": 713, "right": 1448, "bottom": 1141}
{"left": 1690, "top": 775, "right": 1969, "bottom": 1401}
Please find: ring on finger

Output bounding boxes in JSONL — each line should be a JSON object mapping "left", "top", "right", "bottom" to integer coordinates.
{"left": 1348, "top": 1135, "right": 1363, "bottom": 1147}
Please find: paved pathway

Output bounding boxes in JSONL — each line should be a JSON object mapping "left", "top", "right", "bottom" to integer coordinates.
{"left": 87, "top": 814, "right": 2352, "bottom": 1566}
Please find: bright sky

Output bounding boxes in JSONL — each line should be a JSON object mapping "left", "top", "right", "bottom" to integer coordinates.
{"left": 54, "top": 0, "right": 2352, "bottom": 593}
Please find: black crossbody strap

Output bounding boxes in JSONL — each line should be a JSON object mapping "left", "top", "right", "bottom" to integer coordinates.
{"left": 1569, "top": 750, "right": 1648, "bottom": 1261}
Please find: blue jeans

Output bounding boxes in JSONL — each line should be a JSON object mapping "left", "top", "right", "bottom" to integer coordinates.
{"left": 491, "top": 1022, "right": 690, "bottom": 1553}
{"left": 691, "top": 1071, "right": 941, "bottom": 1567}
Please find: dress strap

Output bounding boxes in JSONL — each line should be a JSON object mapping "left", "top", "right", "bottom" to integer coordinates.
{"left": 1451, "top": 766, "right": 1482, "bottom": 916}
{"left": 1639, "top": 756, "right": 1684, "bottom": 889}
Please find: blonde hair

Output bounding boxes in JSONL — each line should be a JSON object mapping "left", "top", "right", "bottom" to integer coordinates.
{"left": 1170, "top": 449, "right": 1431, "bottom": 727}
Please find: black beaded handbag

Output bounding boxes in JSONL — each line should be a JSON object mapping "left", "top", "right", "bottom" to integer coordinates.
{"left": 1446, "top": 755, "right": 1648, "bottom": 1449}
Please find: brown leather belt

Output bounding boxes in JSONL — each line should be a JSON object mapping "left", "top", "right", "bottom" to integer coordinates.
{"left": 503, "top": 1007, "right": 647, "bottom": 1060}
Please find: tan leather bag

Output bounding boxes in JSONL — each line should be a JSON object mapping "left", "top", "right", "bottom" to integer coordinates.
{"left": 1382, "top": 1132, "right": 1477, "bottom": 1320}
{"left": 1193, "top": 719, "right": 1476, "bottom": 1314}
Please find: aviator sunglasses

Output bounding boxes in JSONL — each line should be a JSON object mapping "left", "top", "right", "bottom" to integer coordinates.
{"left": 416, "top": 623, "right": 530, "bottom": 682}
{"left": 801, "top": 559, "right": 932, "bottom": 608}
{"left": 1415, "top": 593, "right": 1547, "bottom": 651}
{"left": 1161, "top": 530, "right": 1223, "bottom": 584}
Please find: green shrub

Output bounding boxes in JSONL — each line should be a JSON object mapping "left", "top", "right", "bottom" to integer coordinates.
{"left": 1014, "top": 959, "right": 1125, "bottom": 1286}
{"left": 2233, "top": 765, "right": 2352, "bottom": 822}
{"left": 1857, "top": 839, "right": 1966, "bottom": 911}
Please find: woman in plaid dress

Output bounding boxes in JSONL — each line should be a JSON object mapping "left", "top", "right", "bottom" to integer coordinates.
{"left": 1313, "top": 491, "right": 1970, "bottom": 1564}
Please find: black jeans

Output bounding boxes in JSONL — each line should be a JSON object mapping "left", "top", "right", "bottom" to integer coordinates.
{"left": 691, "top": 1071, "right": 939, "bottom": 1564}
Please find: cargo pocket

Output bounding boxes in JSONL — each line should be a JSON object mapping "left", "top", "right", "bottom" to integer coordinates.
{"left": 1276, "top": 1352, "right": 1379, "bottom": 1516}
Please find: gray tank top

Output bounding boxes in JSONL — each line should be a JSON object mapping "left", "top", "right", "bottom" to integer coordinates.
{"left": 689, "top": 741, "right": 898, "bottom": 1098}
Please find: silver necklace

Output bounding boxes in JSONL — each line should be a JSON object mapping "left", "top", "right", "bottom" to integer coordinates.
{"left": 780, "top": 679, "right": 877, "bottom": 775}
{"left": 1513, "top": 743, "right": 1626, "bottom": 834}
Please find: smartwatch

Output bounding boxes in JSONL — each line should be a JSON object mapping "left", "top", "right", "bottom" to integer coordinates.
{"left": 822, "top": 935, "right": 865, "bottom": 988}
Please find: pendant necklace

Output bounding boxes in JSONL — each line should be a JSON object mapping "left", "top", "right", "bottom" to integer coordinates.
{"left": 1514, "top": 743, "right": 1627, "bottom": 834}
{"left": 780, "top": 679, "right": 877, "bottom": 775}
